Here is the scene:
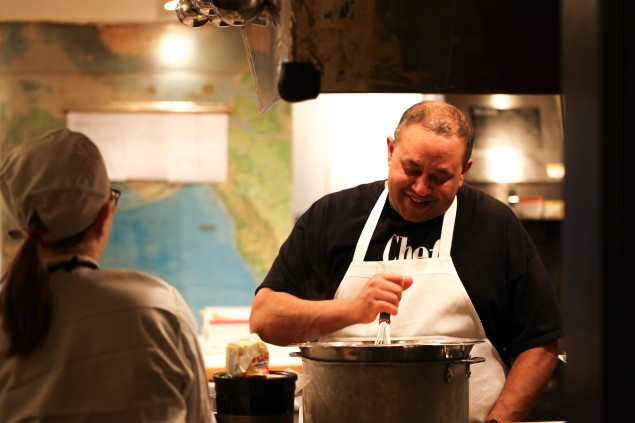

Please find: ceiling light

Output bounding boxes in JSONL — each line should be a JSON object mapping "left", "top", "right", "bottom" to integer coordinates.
{"left": 491, "top": 94, "right": 513, "bottom": 110}
{"left": 164, "top": 1, "right": 179, "bottom": 10}
{"left": 159, "top": 34, "right": 190, "bottom": 64}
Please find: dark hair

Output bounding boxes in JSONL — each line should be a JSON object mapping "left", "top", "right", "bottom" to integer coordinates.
{"left": 0, "top": 213, "right": 93, "bottom": 358}
{"left": 0, "top": 212, "right": 51, "bottom": 358}
{"left": 394, "top": 101, "right": 474, "bottom": 167}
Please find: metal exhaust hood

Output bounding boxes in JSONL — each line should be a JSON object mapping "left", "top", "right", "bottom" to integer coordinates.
{"left": 175, "top": 0, "right": 559, "bottom": 112}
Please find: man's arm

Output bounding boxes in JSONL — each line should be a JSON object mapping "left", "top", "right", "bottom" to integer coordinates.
{"left": 250, "top": 274, "right": 413, "bottom": 346}
{"left": 486, "top": 339, "right": 559, "bottom": 422}
{"left": 249, "top": 288, "right": 359, "bottom": 345}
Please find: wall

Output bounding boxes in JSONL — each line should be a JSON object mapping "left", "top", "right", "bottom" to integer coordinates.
{"left": 291, "top": 93, "right": 431, "bottom": 218}
{"left": 0, "top": 22, "right": 293, "bottom": 328}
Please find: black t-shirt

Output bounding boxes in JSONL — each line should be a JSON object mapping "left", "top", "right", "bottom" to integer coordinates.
{"left": 258, "top": 181, "right": 563, "bottom": 365}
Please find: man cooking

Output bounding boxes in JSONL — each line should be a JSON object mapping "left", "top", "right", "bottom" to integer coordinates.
{"left": 249, "top": 101, "right": 562, "bottom": 422}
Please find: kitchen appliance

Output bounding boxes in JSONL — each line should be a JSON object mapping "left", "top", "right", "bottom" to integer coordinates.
{"left": 292, "top": 337, "right": 484, "bottom": 423}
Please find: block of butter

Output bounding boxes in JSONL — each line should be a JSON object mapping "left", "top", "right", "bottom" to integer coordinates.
{"left": 226, "top": 333, "right": 270, "bottom": 377}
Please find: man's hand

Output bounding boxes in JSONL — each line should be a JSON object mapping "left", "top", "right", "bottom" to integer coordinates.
{"left": 250, "top": 274, "right": 413, "bottom": 346}
{"left": 351, "top": 273, "right": 414, "bottom": 324}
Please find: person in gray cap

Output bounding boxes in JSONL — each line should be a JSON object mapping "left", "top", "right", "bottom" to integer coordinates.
{"left": 0, "top": 129, "right": 211, "bottom": 422}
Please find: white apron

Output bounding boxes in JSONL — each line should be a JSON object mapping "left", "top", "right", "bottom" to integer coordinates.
{"left": 320, "top": 187, "right": 508, "bottom": 423}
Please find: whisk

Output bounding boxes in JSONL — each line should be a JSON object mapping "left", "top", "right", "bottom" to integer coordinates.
{"left": 374, "top": 312, "right": 391, "bottom": 345}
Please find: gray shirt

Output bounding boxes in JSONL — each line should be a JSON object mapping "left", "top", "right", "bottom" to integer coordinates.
{"left": 0, "top": 255, "right": 211, "bottom": 423}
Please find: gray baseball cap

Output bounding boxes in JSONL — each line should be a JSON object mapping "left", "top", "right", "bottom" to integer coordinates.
{"left": 0, "top": 128, "right": 111, "bottom": 243}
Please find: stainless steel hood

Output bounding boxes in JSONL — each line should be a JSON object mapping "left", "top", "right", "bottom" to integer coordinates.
{"left": 272, "top": 0, "right": 559, "bottom": 103}
{"left": 172, "top": 0, "right": 559, "bottom": 111}
{"left": 446, "top": 94, "right": 564, "bottom": 184}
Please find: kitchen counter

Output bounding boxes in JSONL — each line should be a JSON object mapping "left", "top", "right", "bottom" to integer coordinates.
{"left": 212, "top": 408, "right": 566, "bottom": 423}
{"left": 204, "top": 344, "right": 302, "bottom": 379}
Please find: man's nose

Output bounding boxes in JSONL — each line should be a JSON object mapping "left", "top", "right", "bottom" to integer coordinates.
{"left": 412, "top": 176, "right": 432, "bottom": 196}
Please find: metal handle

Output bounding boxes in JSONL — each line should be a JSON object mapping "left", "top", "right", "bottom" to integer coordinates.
{"left": 445, "top": 356, "right": 486, "bottom": 382}
{"left": 452, "top": 356, "right": 486, "bottom": 365}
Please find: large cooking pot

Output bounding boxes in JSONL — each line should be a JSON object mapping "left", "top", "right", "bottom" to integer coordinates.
{"left": 291, "top": 337, "right": 485, "bottom": 423}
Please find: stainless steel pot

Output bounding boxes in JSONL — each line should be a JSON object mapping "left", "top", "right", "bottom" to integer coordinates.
{"left": 291, "top": 337, "right": 485, "bottom": 423}
{"left": 294, "top": 337, "right": 482, "bottom": 362}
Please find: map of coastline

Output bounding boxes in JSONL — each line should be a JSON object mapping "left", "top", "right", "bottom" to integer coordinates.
{"left": 101, "top": 183, "right": 261, "bottom": 330}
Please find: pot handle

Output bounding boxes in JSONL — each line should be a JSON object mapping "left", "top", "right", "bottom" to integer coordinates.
{"left": 445, "top": 356, "right": 485, "bottom": 382}
{"left": 454, "top": 356, "right": 486, "bottom": 365}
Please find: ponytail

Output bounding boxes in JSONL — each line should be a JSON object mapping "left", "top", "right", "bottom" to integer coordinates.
{"left": 0, "top": 214, "right": 51, "bottom": 358}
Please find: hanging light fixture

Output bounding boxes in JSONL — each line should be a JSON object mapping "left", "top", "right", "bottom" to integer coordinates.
{"left": 175, "top": 0, "right": 209, "bottom": 27}
{"left": 173, "top": 0, "right": 283, "bottom": 113}
{"left": 210, "top": 0, "right": 267, "bottom": 26}
{"left": 174, "top": 0, "right": 270, "bottom": 28}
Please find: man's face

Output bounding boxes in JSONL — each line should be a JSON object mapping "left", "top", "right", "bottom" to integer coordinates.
{"left": 386, "top": 124, "right": 472, "bottom": 222}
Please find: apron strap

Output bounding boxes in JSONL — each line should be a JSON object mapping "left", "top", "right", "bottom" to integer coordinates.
{"left": 352, "top": 187, "right": 458, "bottom": 262}
{"left": 352, "top": 187, "right": 389, "bottom": 262}
{"left": 439, "top": 196, "right": 457, "bottom": 257}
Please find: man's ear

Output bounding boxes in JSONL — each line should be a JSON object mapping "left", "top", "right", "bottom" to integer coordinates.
{"left": 93, "top": 203, "right": 112, "bottom": 236}
{"left": 462, "top": 158, "right": 473, "bottom": 175}
{"left": 458, "top": 159, "right": 474, "bottom": 187}
{"left": 387, "top": 136, "right": 396, "bottom": 166}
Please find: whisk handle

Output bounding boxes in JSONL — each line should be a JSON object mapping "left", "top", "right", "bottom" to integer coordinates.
{"left": 379, "top": 312, "right": 391, "bottom": 323}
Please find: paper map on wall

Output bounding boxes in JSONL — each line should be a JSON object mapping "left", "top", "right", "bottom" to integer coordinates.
{"left": 67, "top": 111, "right": 228, "bottom": 183}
